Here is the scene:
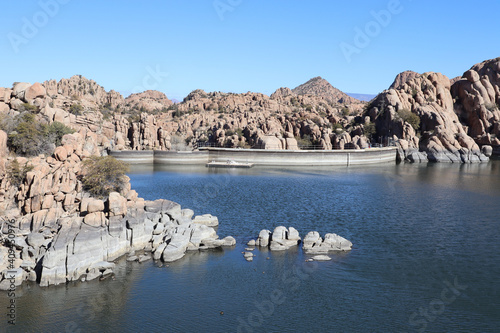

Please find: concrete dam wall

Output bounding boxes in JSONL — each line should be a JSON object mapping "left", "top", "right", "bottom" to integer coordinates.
{"left": 110, "top": 147, "right": 397, "bottom": 166}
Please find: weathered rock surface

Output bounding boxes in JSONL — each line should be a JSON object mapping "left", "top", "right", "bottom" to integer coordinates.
{"left": 451, "top": 57, "right": 500, "bottom": 146}
{"left": 192, "top": 214, "right": 219, "bottom": 227}
{"left": 367, "top": 72, "right": 489, "bottom": 163}
{"left": 292, "top": 76, "right": 361, "bottom": 105}
{"left": 268, "top": 226, "right": 301, "bottom": 251}
{"left": 0, "top": 133, "right": 234, "bottom": 288}
{"left": 302, "top": 231, "right": 352, "bottom": 254}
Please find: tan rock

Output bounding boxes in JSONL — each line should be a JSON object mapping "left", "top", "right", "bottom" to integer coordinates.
{"left": 0, "top": 102, "right": 9, "bottom": 112}
{"left": 87, "top": 199, "right": 105, "bottom": 213}
{"left": 12, "top": 82, "right": 31, "bottom": 99}
{"left": 54, "top": 146, "right": 68, "bottom": 161}
{"left": 0, "top": 130, "right": 7, "bottom": 157}
{"left": 83, "top": 212, "right": 107, "bottom": 227}
{"left": 24, "top": 82, "right": 46, "bottom": 102}
{"left": 42, "top": 194, "right": 54, "bottom": 209}
{"left": 107, "top": 192, "right": 127, "bottom": 217}
{"left": 0, "top": 87, "right": 12, "bottom": 102}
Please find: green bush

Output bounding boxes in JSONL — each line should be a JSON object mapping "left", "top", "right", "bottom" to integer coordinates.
{"left": 173, "top": 109, "right": 185, "bottom": 118}
{"left": 363, "top": 122, "right": 376, "bottom": 139}
{"left": 6, "top": 159, "right": 33, "bottom": 187}
{"left": 397, "top": 108, "right": 420, "bottom": 131}
{"left": 69, "top": 103, "right": 83, "bottom": 115}
{"left": 332, "top": 123, "right": 344, "bottom": 132}
{"left": 46, "top": 121, "right": 75, "bottom": 147}
{"left": 81, "top": 156, "right": 130, "bottom": 198}
{"left": 7, "top": 113, "right": 75, "bottom": 156}
{"left": 20, "top": 102, "right": 39, "bottom": 113}
{"left": 8, "top": 113, "right": 46, "bottom": 156}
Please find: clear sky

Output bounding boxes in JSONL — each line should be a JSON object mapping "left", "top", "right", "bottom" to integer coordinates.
{"left": 0, "top": 0, "right": 498, "bottom": 101}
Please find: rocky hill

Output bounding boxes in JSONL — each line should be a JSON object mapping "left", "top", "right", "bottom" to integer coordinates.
{"left": 365, "top": 57, "right": 500, "bottom": 162}
{"left": 124, "top": 90, "right": 173, "bottom": 111}
{"left": 451, "top": 58, "right": 500, "bottom": 145}
{"left": 1, "top": 58, "right": 499, "bottom": 164}
{"left": 292, "top": 76, "right": 361, "bottom": 104}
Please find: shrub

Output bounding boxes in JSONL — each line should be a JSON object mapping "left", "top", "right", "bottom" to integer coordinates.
{"left": 173, "top": 109, "right": 185, "bottom": 118}
{"left": 8, "top": 113, "right": 47, "bottom": 156}
{"left": 81, "top": 156, "right": 130, "bottom": 198}
{"left": 6, "top": 159, "right": 33, "bottom": 187}
{"left": 296, "top": 135, "right": 314, "bottom": 147}
{"left": 69, "top": 103, "right": 83, "bottom": 115}
{"left": 397, "top": 108, "right": 420, "bottom": 130}
{"left": 363, "top": 122, "right": 376, "bottom": 139}
{"left": 0, "top": 113, "right": 16, "bottom": 134}
{"left": 341, "top": 107, "right": 350, "bottom": 116}
{"left": 7, "top": 113, "right": 75, "bottom": 156}
{"left": 20, "top": 102, "right": 39, "bottom": 113}
{"left": 332, "top": 123, "right": 344, "bottom": 132}
{"left": 45, "top": 121, "right": 75, "bottom": 147}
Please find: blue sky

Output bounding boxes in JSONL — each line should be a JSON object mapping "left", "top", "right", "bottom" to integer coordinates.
{"left": 0, "top": 0, "right": 498, "bottom": 101}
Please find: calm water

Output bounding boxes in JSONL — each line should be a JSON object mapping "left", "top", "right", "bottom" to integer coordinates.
{"left": 2, "top": 160, "right": 500, "bottom": 332}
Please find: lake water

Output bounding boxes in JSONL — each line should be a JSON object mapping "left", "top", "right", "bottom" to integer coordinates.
{"left": 2, "top": 160, "right": 500, "bottom": 332}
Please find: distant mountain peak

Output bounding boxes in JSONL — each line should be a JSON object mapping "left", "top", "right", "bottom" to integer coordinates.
{"left": 292, "top": 77, "right": 360, "bottom": 104}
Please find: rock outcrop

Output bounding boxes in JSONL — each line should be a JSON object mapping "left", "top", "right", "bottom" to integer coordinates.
{"left": 367, "top": 72, "right": 488, "bottom": 163}
{"left": 0, "top": 74, "right": 371, "bottom": 153}
{"left": 451, "top": 57, "right": 500, "bottom": 146}
{"left": 1, "top": 58, "right": 499, "bottom": 162}
{"left": 389, "top": 70, "right": 420, "bottom": 90}
{"left": 292, "top": 76, "right": 361, "bottom": 105}
{"left": 253, "top": 227, "right": 352, "bottom": 254}
{"left": 125, "top": 90, "right": 173, "bottom": 112}
{"left": 302, "top": 232, "right": 352, "bottom": 254}
{"left": 0, "top": 132, "right": 234, "bottom": 289}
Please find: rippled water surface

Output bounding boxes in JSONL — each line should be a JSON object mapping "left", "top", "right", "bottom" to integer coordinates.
{"left": 3, "top": 160, "right": 500, "bottom": 332}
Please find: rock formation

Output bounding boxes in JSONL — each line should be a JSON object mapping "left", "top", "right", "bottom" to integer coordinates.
{"left": 0, "top": 132, "right": 234, "bottom": 289}
{"left": 124, "top": 90, "right": 173, "bottom": 112}
{"left": 451, "top": 57, "right": 500, "bottom": 146}
{"left": 367, "top": 72, "right": 489, "bottom": 163}
{"left": 1, "top": 57, "right": 499, "bottom": 165}
{"left": 253, "top": 227, "right": 352, "bottom": 253}
{"left": 389, "top": 70, "right": 420, "bottom": 90}
{"left": 292, "top": 76, "right": 361, "bottom": 105}
{"left": 302, "top": 232, "right": 352, "bottom": 254}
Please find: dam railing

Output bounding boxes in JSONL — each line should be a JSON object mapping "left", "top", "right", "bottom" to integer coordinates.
{"left": 193, "top": 139, "right": 396, "bottom": 151}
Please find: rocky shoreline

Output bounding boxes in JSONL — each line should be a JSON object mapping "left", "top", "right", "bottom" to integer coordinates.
{"left": 0, "top": 131, "right": 235, "bottom": 289}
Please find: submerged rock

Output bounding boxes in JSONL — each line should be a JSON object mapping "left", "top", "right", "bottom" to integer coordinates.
{"left": 311, "top": 255, "right": 332, "bottom": 261}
